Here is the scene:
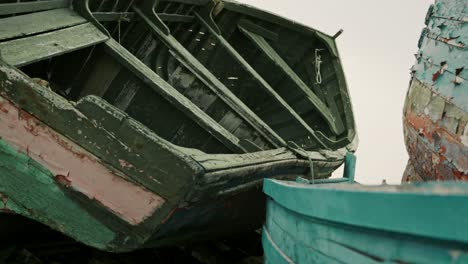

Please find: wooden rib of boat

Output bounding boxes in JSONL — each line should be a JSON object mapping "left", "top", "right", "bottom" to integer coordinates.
{"left": 403, "top": 0, "right": 467, "bottom": 182}
{"left": 0, "top": 0, "right": 356, "bottom": 252}
{"left": 263, "top": 155, "right": 468, "bottom": 263}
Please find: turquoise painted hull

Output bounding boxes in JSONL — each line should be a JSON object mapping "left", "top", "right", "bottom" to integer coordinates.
{"left": 263, "top": 178, "right": 468, "bottom": 263}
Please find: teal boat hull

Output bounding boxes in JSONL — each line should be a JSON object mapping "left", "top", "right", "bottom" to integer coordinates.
{"left": 263, "top": 179, "right": 468, "bottom": 263}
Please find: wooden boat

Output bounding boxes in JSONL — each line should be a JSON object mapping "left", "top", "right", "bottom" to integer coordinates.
{"left": 403, "top": 0, "right": 467, "bottom": 182}
{"left": 263, "top": 154, "right": 468, "bottom": 263}
{"left": 0, "top": 0, "right": 356, "bottom": 252}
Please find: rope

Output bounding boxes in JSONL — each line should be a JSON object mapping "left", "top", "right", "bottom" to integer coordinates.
{"left": 288, "top": 141, "right": 315, "bottom": 184}
{"left": 315, "top": 49, "right": 324, "bottom": 84}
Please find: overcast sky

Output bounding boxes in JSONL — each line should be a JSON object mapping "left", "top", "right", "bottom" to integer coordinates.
{"left": 238, "top": 0, "right": 433, "bottom": 184}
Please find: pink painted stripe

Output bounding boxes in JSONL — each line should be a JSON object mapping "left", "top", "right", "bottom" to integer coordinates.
{"left": 0, "top": 96, "right": 165, "bottom": 225}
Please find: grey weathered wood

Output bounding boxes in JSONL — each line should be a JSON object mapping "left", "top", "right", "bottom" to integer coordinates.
{"left": 239, "top": 24, "right": 344, "bottom": 135}
{"left": 0, "top": 23, "right": 108, "bottom": 67}
{"left": 103, "top": 38, "right": 246, "bottom": 153}
{"left": 0, "top": 8, "right": 86, "bottom": 41}
{"left": 0, "top": 0, "right": 69, "bottom": 15}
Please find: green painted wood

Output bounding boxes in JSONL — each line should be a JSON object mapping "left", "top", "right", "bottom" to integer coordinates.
{"left": 0, "top": 62, "right": 199, "bottom": 202}
{"left": 0, "top": 139, "right": 117, "bottom": 250}
{"left": 160, "top": 0, "right": 209, "bottom": 5}
{"left": 265, "top": 196, "right": 468, "bottom": 263}
{"left": 158, "top": 13, "right": 195, "bottom": 23}
{"left": 0, "top": 8, "right": 86, "bottom": 41}
{"left": 0, "top": 23, "right": 108, "bottom": 67}
{"left": 239, "top": 25, "right": 344, "bottom": 136}
{"left": 194, "top": 10, "right": 329, "bottom": 149}
{"left": 103, "top": 38, "right": 246, "bottom": 153}
{"left": 133, "top": 5, "right": 287, "bottom": 149}
{"left": 92, "top": 12, "right": 135, "bottom": 22}
{"left": 263, "top": 178, "right": 468, "bottom": 263}
{"left": 0, "top": 0, "right": 69, "bottom": 15}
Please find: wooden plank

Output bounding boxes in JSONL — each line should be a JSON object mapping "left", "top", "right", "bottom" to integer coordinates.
{"left": 0, "top": 8, "right": 86, "bottom": 41}
{"left": 265, "top": 196, "right": 468, "bottom": 263}
{"left": 133, "top": 6, "right": 287, "bottom": 148}
{"left": 92, "top": 12, "right": 135, "bottom": 22}
{"left": 159, "top": 0, "right": 210, "bottom": 5}
{"left": 0, "top": 0, "right": 69, "bottom": 15}
{"left": 264, "top": 179, "right": 468, "bottom": 244}
{"left": 239, "top": 25, "right": 345, "bottom": 135}
{"left": 158, "top": 13, "right": 195, "bottom": 23}
{"left": 195, "top": 11, "right": 329, "bottom": 149}
{"left": 103, "top": 38, "right": 246, "bottom": 153}
{"left": 0, "top": 23, "right": 108, "bottom": 67}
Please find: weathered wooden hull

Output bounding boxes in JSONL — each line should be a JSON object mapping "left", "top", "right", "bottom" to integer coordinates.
{"left": 0, "top": 0, "right": 356, "bottom": 252}
{"left": 263, "top": 178, "right": 468, "bottom": 263}
{"left": 403, "top": 0, "right": 468, "bottom": 182}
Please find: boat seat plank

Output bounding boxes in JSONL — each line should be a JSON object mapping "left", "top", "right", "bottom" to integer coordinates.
{"left": 0, "top": 0, "right": 69, "bottom": 15}
{"left": 0, "top": 23, "right": 108, "bottom": 67}
{"left": 239, "top": 24, "right": 345, "bottom": 135}
{"left": 0, "top": 8, "right": 87, "bottom": 41}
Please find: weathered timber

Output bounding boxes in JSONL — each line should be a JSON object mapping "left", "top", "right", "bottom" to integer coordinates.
{"left": 0, "top": 0, "right": 357, "bottom": 252}
{"left": 0, "top": 23, "right": 108, "bottom": 67}
{"left": 263, "top": 178, "right": 468, "bottom": 264}
{"left": 403, "top": 0, "right": 468, "bottom": 182}
{"left": 0, "top": 8, "right": 86, "bottom": 41}
{"left": 0, "top": 0, "right": 69, "bottom": 15}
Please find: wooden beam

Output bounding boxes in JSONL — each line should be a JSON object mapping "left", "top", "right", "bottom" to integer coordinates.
{"left": 159, "top": 0, "right": 210, "bottom": 6}
{"left": 0, "top": 0, "right": 69, "bottom": 15}
{"left": 133, "top": 5, "right": 287, "bottom": 148}
{"left": 157, "top": 13, "right": 195, "bottom": 23}
{"left": 92, "top": 12, "right": 135, "bottom": 22}
{"left": 195, "top": 11, "right": 329, "bottom": 149}
{"left": 239, "top": 23, "right": 345, "bottom": 135}
{"left": 0, "top": 23, "right": 108, "bottom": 67}
{"left": 0, "top": 8, "right": 86, "bottom": 41}
{"left": 103, "top": 38, "right": 246, "bottom": 153}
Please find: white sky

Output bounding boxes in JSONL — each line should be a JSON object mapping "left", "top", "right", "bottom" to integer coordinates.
{"left": 238, "top": 0, "right": 433, "bottom": 184}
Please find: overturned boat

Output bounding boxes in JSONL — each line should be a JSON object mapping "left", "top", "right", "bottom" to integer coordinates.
{"left": 403, "top": 0, "right": 468, "bottom": 182}
{"left": 0, "top": 0, "right": 356, "bottom": 252}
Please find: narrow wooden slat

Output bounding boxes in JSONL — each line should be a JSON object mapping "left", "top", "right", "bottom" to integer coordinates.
{"left": 103, "top": 38, "right": 246, "bottom": 153}
{"left": 133, "top": 6, "right": 287, "bottom": 148}
{"left": 0, "top": 8, "right": 86, "bottom": 41}
{"left": 239, "top": 24, "right": 345, "bottom": 135}
{"left": 0, "top": 0, "right": 69, "bottom": 15}
{"left": 159, "top": 0, "right": 210, "bottom": 6}
{"left": 195, "top": 11, "right": 329, "bottom": 149}
{"left": 157, "top": 13, "right": 194, "bottom": 23}
{"left": 0, "top": 23, "right": 108, "bottom": 67}
{"left": 92, "top": 12, "right": 135, "bottom": 22}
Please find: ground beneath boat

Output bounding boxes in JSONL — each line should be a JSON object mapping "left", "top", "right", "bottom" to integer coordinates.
{"left": 0, "top": 215, "right": 263, "bottom": 264}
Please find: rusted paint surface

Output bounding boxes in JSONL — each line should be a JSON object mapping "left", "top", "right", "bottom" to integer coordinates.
{"left": 404, "top": 79, "right": 468, "bottom": 181}
{"left": 403, "top": 0, "right": 467, "bottom": 182}
{"left": 0, "top": 95, "right": 165, "bottom": 225}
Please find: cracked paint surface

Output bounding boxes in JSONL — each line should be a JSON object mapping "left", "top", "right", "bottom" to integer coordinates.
{"left": 0, "top": 96, "right": 165, "bottom": 224}
{"left": 403, "top": 0, "right": 467, "bottom": 182}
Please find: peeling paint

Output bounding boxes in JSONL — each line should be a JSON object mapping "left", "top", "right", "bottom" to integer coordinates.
{"left": 0, "top": 96, "right": 165, "bottom": 225}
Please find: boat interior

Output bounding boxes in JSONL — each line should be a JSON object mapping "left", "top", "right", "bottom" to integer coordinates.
{"left": 0, "top": 0, "right": 356, "bottom": 157}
